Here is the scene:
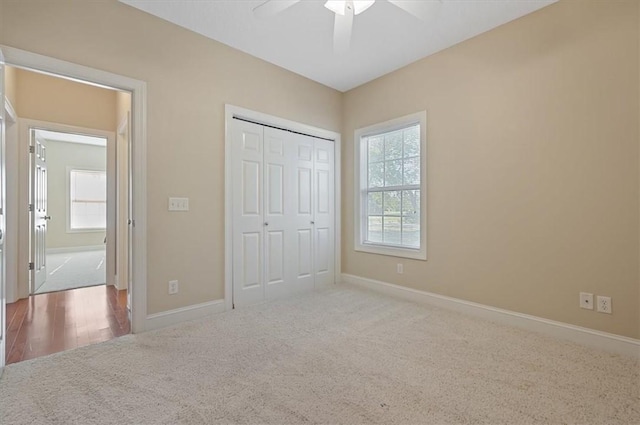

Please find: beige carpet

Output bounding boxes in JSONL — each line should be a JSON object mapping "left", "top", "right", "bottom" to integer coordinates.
{"left": 1, "top": 286, "right": 638, "bottom": 424}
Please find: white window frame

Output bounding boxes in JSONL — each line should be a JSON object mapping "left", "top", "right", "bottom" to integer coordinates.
{"left": 354, "top": 111, "right": 427, "bottom": 260}
{"left": 66, "top": 166, "right": 107, "bottom": 233}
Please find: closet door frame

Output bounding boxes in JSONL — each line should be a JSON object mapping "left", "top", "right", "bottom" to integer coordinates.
{"left": 224, "top": 105, "right": 341, "bottom": 311}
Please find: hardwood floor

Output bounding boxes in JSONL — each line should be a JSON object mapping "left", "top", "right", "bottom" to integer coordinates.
{"left": 5, "top": 285, "right": 130, "bottom": 365}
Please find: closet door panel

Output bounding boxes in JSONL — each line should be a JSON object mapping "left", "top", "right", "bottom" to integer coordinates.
{"left": 232, "top": 120, "right": 265, "bottom": 307}
{"left": 292, "top": 135, "right": 315, "bottom": 292}
{"left": 264, "top": 128, "right": 297, "bottom": 300}
{"left": 313, "top": 139, "right": 335, "bottom": 287}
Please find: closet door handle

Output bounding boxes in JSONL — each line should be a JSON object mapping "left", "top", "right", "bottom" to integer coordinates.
{"left": 264, "top": 222, "right": 269, "bottom": 226}
{"left": 310, "top": 221, "right": 315, "bottom": 225}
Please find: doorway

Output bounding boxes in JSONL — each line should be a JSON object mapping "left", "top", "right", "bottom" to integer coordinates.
{"left": 3, "top": 66, "right": 132, "bottom": 364}
{"left": 0, "top": 45, "right": 147, "bottom": 369}
{"left": 30, "top": 129, "right": 109, "bottom": 295}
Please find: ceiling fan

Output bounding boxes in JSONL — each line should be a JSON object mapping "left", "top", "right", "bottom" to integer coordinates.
{"left": 254, "top": 0, "right": 441, "bottom": 54}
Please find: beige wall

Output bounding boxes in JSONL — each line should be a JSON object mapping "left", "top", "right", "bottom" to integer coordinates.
{"left": 0, "top": 0, "right": 342, "bottom": 314}
{"left": 5, "top": 64, "right": 17, "bottom": 109}
{"left": 343, "top": 0, "right": 639, "bottom": 339}
{"left": 15, "top": 68, "right": 116, "bottom": 131}
{"left": 45, "top": 140, "right": 107, "bottom": 249}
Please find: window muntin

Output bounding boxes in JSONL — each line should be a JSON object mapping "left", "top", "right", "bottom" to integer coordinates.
{"left": 69, "top": 169, "right": 107, "bottom": 230}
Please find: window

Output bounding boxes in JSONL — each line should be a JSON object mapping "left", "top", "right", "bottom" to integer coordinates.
{"left": 69, "top": 169, "right": 107, "bottom": 230}
{"left": 355, "top": 112, "right": 427, "bottom": 260}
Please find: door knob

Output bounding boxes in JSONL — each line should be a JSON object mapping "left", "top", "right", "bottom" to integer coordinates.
{"left": 310, "top": 221, "right": 315, "bottom": 225}
{"left": 264, "top": 222, "right": 269, "bottom": 226}
{"left": 43, "top": 216, "right": 52, "bottom": 220}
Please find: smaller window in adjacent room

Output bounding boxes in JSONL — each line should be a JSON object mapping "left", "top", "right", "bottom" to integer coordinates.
{"left": 355, "top": 111, "right": 427, "bottom": 260}
{"left": 69, "top": 169, "right": 107, "bottom": 230}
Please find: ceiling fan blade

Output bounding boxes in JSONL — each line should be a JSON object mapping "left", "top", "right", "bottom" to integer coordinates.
{"left": 253, "top": 0, "right": 302, "bottom": 19}
{"left": 387, "top": 0, "right": 442, "bottom": 21}
{"left": 333, "top": 3, "right": 354, "bottom": 54}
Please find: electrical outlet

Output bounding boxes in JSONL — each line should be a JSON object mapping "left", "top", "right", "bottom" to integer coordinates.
{"left": 168, "top": 197, "right": 189, "bottom": 211}
{"left": 579, "top": 292, "right": 593, "bottom": 310}
{"left": 397, "top": 263, "right": 403, "bottom": 274}
{"left": 596, "top": 296, "right": 611, "bottom": 314}
{"left": 168, "top": 280, "right": 179, "bottom": 295}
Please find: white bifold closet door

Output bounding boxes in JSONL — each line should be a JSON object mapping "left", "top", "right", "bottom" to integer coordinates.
{"left": 231, "top": 119, "right": 334, "bottom": 308}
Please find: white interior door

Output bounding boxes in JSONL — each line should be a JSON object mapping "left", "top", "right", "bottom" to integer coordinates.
{"left": 31, "top": 132, "right": 48, "bottom": 292}
{"left": 0, "top": 47, "right": 6, "bottom": 369}
{"left": 231, "top": 117, "right": 335, "bottom": 308}
{"left": 293, "top": 135, "right": 315, "bottom": 292}
{"left": 313, "top": 138, "right": 335, "bottom": 287}
{"left": 232, "top": 120, "right": 265, "bottom": 307}
{"left": 263, "top": 127, "right": 296, "bottom": 300}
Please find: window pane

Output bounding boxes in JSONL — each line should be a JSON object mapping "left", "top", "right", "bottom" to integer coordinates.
{"left": 368, "top": 136, "right": 384, "bottom": 163}
{"left": 403, "top": 125, "right": 420, "bottom": 158}
{"left": 403, "top": 157, "right": 420, "bottom": 185}
{"left": 71, "top": 170, "right": 106, "bottom": 201}
{"left": 383, "top": 216, "right": 401, "bottom": 245}
{"left": 384, "top": 130, "right": 403, "bottom": 160}
{"left": 70, "top": 169, "right": 107, "bottom": 230}
{"left": 401, "top": 190, "right": 420, "bottom": 215}
{"left": 402, "top": 190, "right": 420, "bottom": 247}
{"left": 383, "top": 191, "right": 401, "bottom": 216}
{"left": 402, "top": 216, "right": 420, "bottom": 247}
{"left": 367, "top": 192, "right": 383, "bottom": 215}
{"left": 368, "top": 161, "right": 384, "bottom": 188}
{"left": 367, "top": 216, "right": 383, "bottom": 243}
{"left": 385, "top": 159, "right": 403, "bottom": 187}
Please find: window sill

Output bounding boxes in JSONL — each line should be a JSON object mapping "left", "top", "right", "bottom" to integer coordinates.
{"left": 355, "top": 242, "right": 427, "bottom": 260}
{"left": 66, "top": 228, "right": 106, "bottom": 234}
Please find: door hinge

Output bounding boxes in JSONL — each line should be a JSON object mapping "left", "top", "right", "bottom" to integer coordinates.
{"left": 29, "top": 146, "right": 35, "bottom": 154}
{"left": 29, "top": 204, "right": 34, "bottom": 212}
{"left": 28, "top": 262, "right": 34, "bottom": 271}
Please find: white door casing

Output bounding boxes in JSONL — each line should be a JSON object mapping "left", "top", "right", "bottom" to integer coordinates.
{"left": 0, "top": 47, "right": 6, "bottom": 369}
{"left": 231, "top": 117, "right": 336, "bottom": 308}
{"left": 31, "top": 132, "right": 48, "bottom": 291}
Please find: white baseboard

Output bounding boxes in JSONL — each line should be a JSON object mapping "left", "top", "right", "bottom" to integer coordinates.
{"left": 341, "top": 273, "right": 640, "bottom": 359}
{"left": 47, "top": 245, "right": 105, "bottom": 254}
{"left": 145, "top": 299, "right": 226, "bottom": 332}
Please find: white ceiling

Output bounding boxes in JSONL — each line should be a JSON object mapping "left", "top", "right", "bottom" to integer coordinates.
{"left": 120, "top": 0, "right": 557, "bottom": 92}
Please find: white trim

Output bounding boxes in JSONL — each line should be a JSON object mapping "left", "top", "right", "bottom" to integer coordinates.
{"left": 4, "top": 97, "right": 16, "bottom": 124}
{"left": 354, "top": 111, "right": 427, "bottom": 260}
{"left": 46, "top": 245, "right": 104, "bottom": 254}
{"left": 224, "top": 105, "right": 342, "bottom": 311}
{"left": 341, "top": 273, "right": 640, "bottom": 359}
{"left": 145, "top": 299, "right": 226, "bottom": 332}
{"left": 2, "top": 45, "right": 148, "bottom": 334}
{"left": 4, "top": 97, "right": 18, "bottom": 306}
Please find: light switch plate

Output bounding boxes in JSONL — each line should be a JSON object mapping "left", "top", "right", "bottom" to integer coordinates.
{"left": 169, "top": 197, "right": 189, "bottom": 211}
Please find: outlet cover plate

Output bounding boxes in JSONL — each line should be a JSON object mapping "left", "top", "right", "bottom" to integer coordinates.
{"left": 579, "top": 292, "right": 593, "bottom": 310}
{"left": 596, "top": 296, "right": 611, "bottom": 314}
{"left": 168, "top": 280, "right": 179, "bottom": 295}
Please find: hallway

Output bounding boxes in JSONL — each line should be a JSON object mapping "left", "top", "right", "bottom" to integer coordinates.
{"left": 5, "top": 285, "right": 129, "bottom": 364}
